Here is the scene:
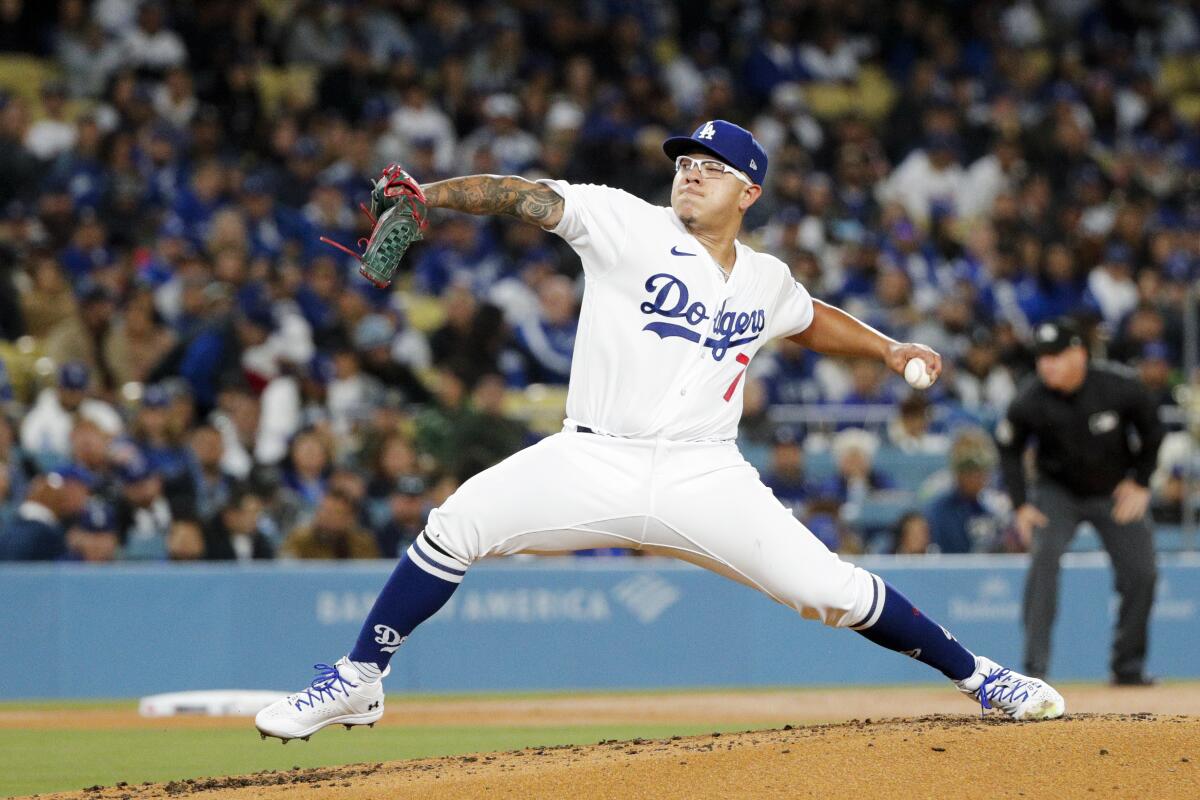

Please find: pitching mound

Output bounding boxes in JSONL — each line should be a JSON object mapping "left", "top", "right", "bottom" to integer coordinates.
{"left": 32, "top": 713, "right": 1198, "bottom": 800}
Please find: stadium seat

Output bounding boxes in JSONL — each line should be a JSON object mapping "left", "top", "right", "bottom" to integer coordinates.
{"left": 874, "top": 449, "right": 945, "bottom": 492}
{"left": 804, "top": 66, "right": 896, "bottom": 122}
{"left": 504, "top": 384, "right": 569, "bottom": 435}
{"left": 1159, "top": 54, "right": 1200, "bottom": 96}
{"left": 405, "top": 294, "right": 448, "bottom": 333}
{"left": 0, "top": 55, "right": 60, "bottom": 107}
{"left": 256, "top": 65, "right": 318, "bottom": 117}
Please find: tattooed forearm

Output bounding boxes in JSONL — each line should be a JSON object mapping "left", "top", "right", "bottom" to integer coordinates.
{"left": 422, "top": 175, "right": 564, "bottom": 230}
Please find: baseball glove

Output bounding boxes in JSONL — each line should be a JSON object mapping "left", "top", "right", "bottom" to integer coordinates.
{"left": 319, "top": 164, "right": 429, "bottom": 288}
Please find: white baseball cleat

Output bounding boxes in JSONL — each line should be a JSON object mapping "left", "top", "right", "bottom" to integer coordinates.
{"left": 955, "top": 656, "right": 1066, "bottom": 721}
{"left": 255, "top": 658, "right": 387, "bottom": 742}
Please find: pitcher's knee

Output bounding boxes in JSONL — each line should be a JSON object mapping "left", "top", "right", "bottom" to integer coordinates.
{"left": 787, "top": 563, "right": 882, "bottom": 629}
{"left": 418, "top": 510, "right": 478, "bottom": 572}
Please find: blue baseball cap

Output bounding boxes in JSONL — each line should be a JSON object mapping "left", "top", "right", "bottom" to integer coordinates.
{"left": 59, "top": 362, "right": 90, "bottom": 390}
{"left": 79, "top": 500, "right": 115, "bottom": 532}
{"left": 141, "top": 384, "right": 171, "bottom": 408}
{"left": 116, "top": 452, "right": 155, "bottom": 484}
{"left": 49, "top": 463, "right": 98, "bottom": 490}
{"left": 663, "top": 120, "right": 768, "bottom": 186}
{"left": 1140, "top": 341, "right": 1169, "bottom": 363}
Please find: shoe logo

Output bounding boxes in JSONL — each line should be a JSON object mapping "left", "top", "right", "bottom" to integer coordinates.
{"left": 373, "top": 625, "right": 407, "bottom": 653}
{"left": 670, "top": 246, "right": 696, "bottom": 257}
{"left": 367, "top": 702, "right": 379, "bottom": 710}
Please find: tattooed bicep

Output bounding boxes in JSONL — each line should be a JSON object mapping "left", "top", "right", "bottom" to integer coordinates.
{"left": 513, "top": 182, "right": 564, "bottom": 230}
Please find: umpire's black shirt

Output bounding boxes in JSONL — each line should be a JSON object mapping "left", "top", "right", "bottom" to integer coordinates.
{"left": 997, "top": 361, "right": 1164, "bottom": 507}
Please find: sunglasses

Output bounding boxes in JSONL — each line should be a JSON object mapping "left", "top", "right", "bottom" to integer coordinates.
{"left": 674, "top": 155, "right": 753, "bottom": 186}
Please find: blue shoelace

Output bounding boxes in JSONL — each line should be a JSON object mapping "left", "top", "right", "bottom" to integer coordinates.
{"left": 293, "top": 663, "right": 358, "bottom": 711}
{"left": 976, "top": 667, "right": 1032, "bottom": 715}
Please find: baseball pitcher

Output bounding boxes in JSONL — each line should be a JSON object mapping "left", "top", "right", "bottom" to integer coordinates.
{"left": 256, "top": 120, "right": 1065, "bottom": 741}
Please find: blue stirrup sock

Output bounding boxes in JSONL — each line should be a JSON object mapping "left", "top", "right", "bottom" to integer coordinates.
{"left": 852, "top": 577, "right": 976, "bottom": 681}
{"left": 348, "top": 531, "right": 467, "bottom": 680}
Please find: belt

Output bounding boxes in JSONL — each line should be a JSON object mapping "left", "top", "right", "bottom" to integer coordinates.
{"left": 576, "top": 425, "right": 596, "bottom": 435}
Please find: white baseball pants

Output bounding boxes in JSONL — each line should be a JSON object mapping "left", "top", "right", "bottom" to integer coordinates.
{"left": 423, "top": 431, "right": 882, "bottom": 629}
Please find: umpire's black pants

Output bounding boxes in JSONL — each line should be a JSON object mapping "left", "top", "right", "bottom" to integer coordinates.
{"left": 1022, "top": 480, "right": 1157, "bottom": 680}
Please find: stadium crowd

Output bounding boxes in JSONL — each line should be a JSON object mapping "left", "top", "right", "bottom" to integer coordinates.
{"left": 0, "top": 0, "right": 1197, "bottom": 562}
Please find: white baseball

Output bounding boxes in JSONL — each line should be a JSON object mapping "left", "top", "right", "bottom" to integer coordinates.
{"left": 904, "top": 357, "right": 934, "bottom": 390}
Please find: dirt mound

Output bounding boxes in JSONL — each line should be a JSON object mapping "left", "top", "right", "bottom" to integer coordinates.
{"left": 31, "top": 713, "right": 1198, "bottom": 800}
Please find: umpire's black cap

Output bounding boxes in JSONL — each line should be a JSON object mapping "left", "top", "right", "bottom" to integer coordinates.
{"left": 1033, "top": 318, "right": 1084, "bottom": 356}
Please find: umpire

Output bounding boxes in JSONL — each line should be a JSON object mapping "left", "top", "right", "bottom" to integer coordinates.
{"left": 997, "top": 318, "right": 1164, "bottom": 685}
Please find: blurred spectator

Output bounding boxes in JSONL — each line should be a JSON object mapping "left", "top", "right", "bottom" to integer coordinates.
{"left": 167, "top": 517, "right": 205, "bottom": 561}
{"left": 326, "top": 347, "right": 384, "bottom": 438}
{"left": 65, "top": 499, "right": 119, "bottom": 562}
{"left": 354, "top": 315, "right": 432, "bottom": 407}
{"left": 505, "top": 275, "right": 577, "bottom": 386}
{"left": 112, "top": 451, "right": 182, "bottom": 561}
{"left": 0, "top": 466, "right": 93, "bottom": 561}
{"left": 742, "top": 16, "right": 805, "bottom": 102}
{"left": 375, "top": 475, "right": 428, "bottom": 558}
{"left": 188, "top": 424, "right": 235, "bottom": 524}
{"left": 459, "top": 93, "right": 540, "bottom": 174}
{"left": 893, "top": 511, "right": 931, "bottom": 555}
{"left": 20, "top": 252, "right": 78, "bottom": 338}
{"left": 958, "top": 136, "right": 1025, "bottom": 221}
{"left": 366, "top": 433, "right": 419, "bottom": 502}
{"left": 21, "top": 363, "right": 123, "bottom": 468}
{"left": 24, "top": 82, "right": 76, "bottom": 161}
{"left": 762, "top": 428, "right": 810, "bottom": 518}
{"left": 105, "top": 287, "right": 177, "bottom": 386}
{"left": 798, "top": 23, "right": 863, "bottom": 83}
{"left": 1087, "top": 245, "right": 1139, "bottom": 327}
{"left": 204, "top": 487, "right": 275, "bottom": 561}
{"left": 816, "top": 427, "right": 895, "bottom": 505}
{"left": 387, "top": 82, "right": 456, "bottom": 173}
{"left": 56, "top": 7, "right": 124, "bottom": 98}
{"left": 282, "top": 428, "right": 330, "bottom": 522}
{"left": 877, "top": 134, "right": 964, "bottom": 227}
{"left": 0, "top": 416, "right": 30, "bottom": 525}
{"left": 131, "top": 384, "right": 189, "bottom": 482}
{"left": 44, "top": 281, "right": 116, "bottom": 382}
{"left": 888, "top": 392, "right": 949, "bottom": 453}
{"left": 1151, "top": 424, "right": 1200, "bottom": 525}
{"left": 926, "top": 429, "right": 1009, "bottom": 554}
{"left": 952, "top": 327, "right": 1017, "bottom": 417}
{"left": 432, "top": 284, "right": 506, "bottom": 388}
{"left": 179, "top": 297, "right": 276, "bottom": 415}
{"left": 1134, "top": 342, "right": 1176, "bottom": 410}
{"left": 120, "top": 2, "right": 186, "bottom": 73}
{"left": 281, "top": 490, "right": 378, "bottom": 560}
{"left": 840, "top": 359, "right": 898, "bottom": 409}
{"left": 451, "top": 373, "right": 532, "bottom": 477}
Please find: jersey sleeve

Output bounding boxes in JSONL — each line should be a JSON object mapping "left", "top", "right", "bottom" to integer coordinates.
{"left": 536, "top": 180, "right": 634, "bottom": 278}
{"left": 769, "top": 271, "right": 816, "bottom": 339}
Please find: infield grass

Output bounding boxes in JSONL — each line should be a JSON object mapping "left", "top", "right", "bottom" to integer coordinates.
{"left": 0, "top": 720, "right": 764, "bottom": 797}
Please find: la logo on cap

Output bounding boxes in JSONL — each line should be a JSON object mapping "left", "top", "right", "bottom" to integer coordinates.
{"left": 697, "top": 121, "right": 716, "bottom": 139}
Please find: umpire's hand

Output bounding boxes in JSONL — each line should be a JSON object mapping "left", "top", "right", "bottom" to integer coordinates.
{"left": 1112, "top": 479, "right": 1151, "bottom": 525}
{"left": 1015, "top": 503, "right": 1049, "bottom": 547}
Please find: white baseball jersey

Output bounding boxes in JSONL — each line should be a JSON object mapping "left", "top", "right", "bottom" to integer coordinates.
{"left": 538, "top": 180, "right": 815, "bottom": 442}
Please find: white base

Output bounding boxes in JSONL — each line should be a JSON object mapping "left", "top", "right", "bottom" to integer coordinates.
{"left": 138, "top": 690, "right": 289, "bottom": 717}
